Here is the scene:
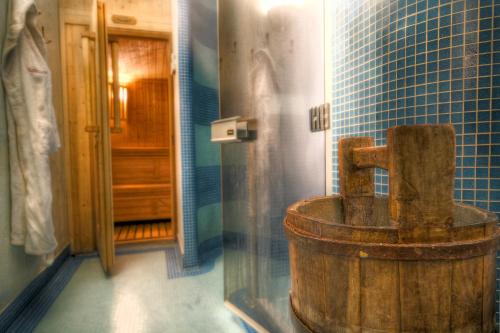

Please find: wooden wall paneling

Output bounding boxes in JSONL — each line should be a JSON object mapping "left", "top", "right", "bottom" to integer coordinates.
{"left": 115, "top": 37, "right": 171, "bottom": 82}
{"left": 108, "top": 36, "right": 176, "bottom": 233}
{"left": 112, "top": 148, "right": 171, "bottom": 222}
{"left": 112, "top": 148, "right": 170, "bottom": 185}
{"left": 105, "top": 0, "right": 172, "bottom": 33}
{"left": 62, "top": 23, "right": 95, "bottom": 253}
{"left": 111, "top": 79, "right": 169, "bottom": 147}
{"left": 113, "top": 184, "right": 172, "bottom": 222}
{"left": 110, "top": 37, "right": 171, "bottom": 148}
{"left": 60, "top": 2, "right": 178, "bottom": 251}
{"left": 58, "top": 4, "right": 95, "bottom": 256}
{"left": 59, "top": 0, "right": 94, "bottom": 13}
{"left": 107, "top": 27, "right": 169, "bottom": 40}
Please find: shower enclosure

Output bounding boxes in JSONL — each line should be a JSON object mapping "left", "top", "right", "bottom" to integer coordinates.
{"left": 218, "top": 1, "right": 326, "bottom": 331}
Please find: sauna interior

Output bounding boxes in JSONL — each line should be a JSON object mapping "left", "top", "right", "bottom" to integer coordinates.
{"left": 108, "top": 34, "right": 175, "bottom": 244}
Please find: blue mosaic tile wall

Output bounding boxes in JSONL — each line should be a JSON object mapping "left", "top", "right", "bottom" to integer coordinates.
{"left": 178, "top": 0, "right": 198, "bottom": 267}
{"left": 329, "top": 0, "right": 500, "bottom": 320}
{"left": 178, "top": 0, "right": 221, "bottom": 267}
{"left": 191, "top": 0, "right": 222, "bottom": 256}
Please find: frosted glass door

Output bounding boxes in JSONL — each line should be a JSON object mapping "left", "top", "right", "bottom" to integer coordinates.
{"left": 219, "top": 1, "right": 326, "bottom": 331}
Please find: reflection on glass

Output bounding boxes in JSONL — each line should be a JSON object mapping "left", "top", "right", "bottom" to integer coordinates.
{"left": 219, "top": 0, "right": 326, "bottom": 331}
{"left": 258, "top": 0, "right": 305, "bottom": 15}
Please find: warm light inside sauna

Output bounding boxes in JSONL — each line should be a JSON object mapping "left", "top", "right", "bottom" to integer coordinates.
{"left": 108, "top": 70, "right": 132, "bottom": 85}
{"left": 108, "top": 84, "right": 128, "bottom": 121}
{"left": 119, "top": 85, "right": 128, "bottom": 120}
{"left": 258, "top": 0, "right": 304, "bottom": 14}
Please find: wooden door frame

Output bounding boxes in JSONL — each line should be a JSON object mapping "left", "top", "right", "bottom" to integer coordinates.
{"left": 95, "top": 1, "right": 116, "bottom": 272}
{"left": 59, "top": 4, "right": 177, "bottom": 255}
{"left": 106, "top": 28, "right": 178, "bottom": 241}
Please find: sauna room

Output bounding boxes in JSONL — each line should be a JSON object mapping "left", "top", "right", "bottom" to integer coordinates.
{"left": 1, "top": 0, "right": 500, "bottom": 332}
{"left": 108, "top": 33, "right": 175, "bottom": 244}
{"left": 38, "top": 0, "right": 180, "bottom": 260}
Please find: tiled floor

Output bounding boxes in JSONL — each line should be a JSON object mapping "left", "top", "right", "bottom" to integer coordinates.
{"left": 34, "top": 250, "right": 248, "bottom": 333}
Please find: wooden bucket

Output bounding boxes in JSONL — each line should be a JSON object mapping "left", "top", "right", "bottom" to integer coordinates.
{"left": 284, "top": 125, "right": 500, "bottom": 332}
{"left": 285, "top": 196, "right": 499, "bottom": 332}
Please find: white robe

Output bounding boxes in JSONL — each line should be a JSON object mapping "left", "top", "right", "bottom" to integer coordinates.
{"left": 1, "top": 0, "right": 60, "bottom": 258}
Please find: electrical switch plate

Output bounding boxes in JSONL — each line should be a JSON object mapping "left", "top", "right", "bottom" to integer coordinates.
{"left": 310, "top": 103, "right": 331, "bottom": 132}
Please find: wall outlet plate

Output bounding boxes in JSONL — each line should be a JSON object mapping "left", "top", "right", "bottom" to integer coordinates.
{"left": 310, "top": 103, "right": 331, "bottom": 132}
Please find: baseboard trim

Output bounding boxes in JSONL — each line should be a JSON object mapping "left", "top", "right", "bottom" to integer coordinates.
{"left": 0, "top": 246, "right": 71, "bottom": 332}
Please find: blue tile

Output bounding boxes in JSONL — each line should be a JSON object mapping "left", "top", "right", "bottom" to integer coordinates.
{"left": 478, "top": 88, "right": 491, "bottom": 99}
{"left": 483, "top": 29, "right": 495, "bottom": 44}
{"left": 427, "top": 104, "right": 437, "bottom": 115}
{"left": 491, "top": 191, "right": 500, "bottom": 201}
{"left": 441, "top": 15, "right": 452, "bottom": 27}
{"left": 480, "top": 18, "right": 493, "bottom": 29}
{"left": 476, "top": 146, "right": 489, "bottom": 158}
{"left": 441, "top": 4, "right": 452, "bottom": 16}
{"left": 491, "top": 167, "right": 500, "bottom": 178}
{"left": 328, "top": 0, "right": 500, "bottom": 320}
{"left": 177, "top": 0, "right": 222, "bottom": 267}
{"left": 428, "top": 29, "right": 438, "bottom": 41}
{"left": 464, "top": 112, "right": 477, "bottom": 122}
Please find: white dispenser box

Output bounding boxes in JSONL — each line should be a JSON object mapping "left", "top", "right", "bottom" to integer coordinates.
{"left": 211, "top": 116, "right": 253, "bottom": 143}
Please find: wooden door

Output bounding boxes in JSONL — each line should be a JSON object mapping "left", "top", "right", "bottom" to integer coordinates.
{"left": 81, "top": 1, "right": 115, "bottom": 273}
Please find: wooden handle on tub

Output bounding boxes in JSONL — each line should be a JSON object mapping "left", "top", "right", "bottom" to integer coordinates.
{"left": 339, "top": 125, "right": 456, "bottom": 238}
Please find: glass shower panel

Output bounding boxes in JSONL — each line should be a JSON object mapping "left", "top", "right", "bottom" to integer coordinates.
{"left": 219, "top": 1, "right": 326, "bottom": 331}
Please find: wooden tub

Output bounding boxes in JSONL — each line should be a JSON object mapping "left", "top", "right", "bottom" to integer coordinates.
{"left": 284, "top": 196, "right": 500, "bottom": 332}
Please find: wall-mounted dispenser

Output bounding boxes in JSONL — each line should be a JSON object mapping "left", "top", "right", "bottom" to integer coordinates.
{"left": 210, "top": 117, "right": 255, "bottom": 143}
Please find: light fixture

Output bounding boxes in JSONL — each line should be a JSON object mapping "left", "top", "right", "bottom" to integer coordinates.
{"left": 108, "top": 84, "right": 128, "bottom": 121}
{"left": 119, "top": 85, "right": 128, "bottom": 120}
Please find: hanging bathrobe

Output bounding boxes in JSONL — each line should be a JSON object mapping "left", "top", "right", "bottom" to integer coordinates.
{"left": 1, "top": 0, "right": 60, "bottom": 258}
